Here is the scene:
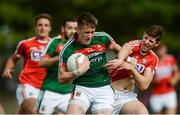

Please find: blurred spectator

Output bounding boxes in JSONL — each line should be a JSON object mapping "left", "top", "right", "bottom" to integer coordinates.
{"left": 0, "top": 104, "right": 4, "bottom": 114}
{"left": 149, "top": 43, "right": 179, "bottom": 114}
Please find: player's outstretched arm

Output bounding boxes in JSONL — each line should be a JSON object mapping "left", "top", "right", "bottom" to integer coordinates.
{"left": 39, "top": 56, "right": 59, "bottom": 67}
{"left": 104, "top": 42, "right": 132, "bottom": 70}
{"left": 2, "top": 54, "right": 19, "bottom": 79}
{"left": 132, "top": 67, "right": 154, "bottom": 90}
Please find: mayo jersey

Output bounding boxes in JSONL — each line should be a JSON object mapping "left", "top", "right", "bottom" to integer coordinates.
{"left": 41, "top": 35, "right": 73, "bottom": 94}
{"left": 59, "top": 32, "right": 113, "bottom": 87}
{"left": 110, "top": 40, "right": 158, "bottom": 82}
{"left": 15, "top": 37, "right": 51, "bottom": 88}
{"left": 151, "top": 55, "right": 177, "bottom": 95}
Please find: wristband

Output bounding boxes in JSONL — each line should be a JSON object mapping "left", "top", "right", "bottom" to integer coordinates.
{"left": 73, "top": 70, "right": 81, "bottom": 78}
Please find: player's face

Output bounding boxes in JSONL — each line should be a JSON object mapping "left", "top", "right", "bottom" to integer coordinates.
{"left": 77, "top": 25, "right": 95, "bottom": 45}
{"left": 35, "top": 18, "right": 51, "bottom": 39}
{"left": 63, "top": 21, "right": 77, "bottom": 39}
{"left": 141, "top": 33, "right": 159, "bottom": 53}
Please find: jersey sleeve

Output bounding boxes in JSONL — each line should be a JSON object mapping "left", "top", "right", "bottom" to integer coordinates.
{"left": 95, "top": 32, "right": 114, "bottom": 48}
{"left": 148, "top": 55, "right": 159, "bottom": 73}
{"left": 59, "top": 46, "right": 73, "bottom": 68}
{"left": 14, "top": 40, "right": 26, "bottom": 58}
{"left": 170, "top": 55, "right": 178, "bottom": 70}
{"left": 127, "top": 40, "right": 141, "bottom": 53}
{"left": 43, "top": 39, "right": 57, "bottom": 57}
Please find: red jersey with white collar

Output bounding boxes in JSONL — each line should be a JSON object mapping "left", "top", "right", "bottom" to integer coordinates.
{"left": 15, "top": 37, "right": 51, "bottom": 88}
{"left": 110, "top": 40, "right": 158, "bottom": 82}
{"left": 151, "top": 55, "right": 177, "bottom": 95}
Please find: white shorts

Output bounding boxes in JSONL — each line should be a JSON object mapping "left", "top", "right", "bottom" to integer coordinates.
{"left": 70, "top": 85, "right": 114, "bottom": 113}
{"left": 16, "top": 84, "right": 40, "bottom": 105}
{"left": 36, "top": 90, "right": 71, "bottom": 114}
{"left": 113, "top": 90, "right": 138, "bottom": 114}
{"left": 149, "top": 91, "right": 177, "bottom": 112}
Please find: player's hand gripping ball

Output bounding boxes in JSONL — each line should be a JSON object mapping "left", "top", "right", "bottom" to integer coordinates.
{"left": 67, "top": 53, "right": 88, "bottom": 72}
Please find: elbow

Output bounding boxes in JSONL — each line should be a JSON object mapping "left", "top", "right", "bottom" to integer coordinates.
{"left": 58, "top": 75, "right": 69, "bottom": 84}
{"left": 39, "top": 62, "right": 43, "bottom": 67}
{"left": 58, "top": 77, "right": 66, "bottom": 84}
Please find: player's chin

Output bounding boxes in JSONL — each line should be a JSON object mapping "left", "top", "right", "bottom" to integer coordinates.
{"left": 39, "top": 33, "right": 48, "bottom": 38}
{"left": 85, "top": 40, "right": 91, "bottom": 45}
{"left": 141, "top": 46, "right": 149, "bottom": 52}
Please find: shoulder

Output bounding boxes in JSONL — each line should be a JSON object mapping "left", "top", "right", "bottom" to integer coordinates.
{"left": 17, "top": 37, "right": 35, "bottom": 47}
{"left": 61, "top": 38, "right": 74, "bottom": 54}
{"left": 50, "top": 37, "right": 63, "bottom": 44}
{"left": 128, "top": 40, "right": 141, "bottom": 46}
{"left": 149, "top": 50, "right": 159, "bottom": 62}
{"left": 94, "top": 32, "right": 109, "bottom": 36}
{"left": 166, "top": 54, "right": 176, "bottom": 59}
{"left": 164, "top": 54, "right": 177, "bottom": 62}
{"left": 127, "top": 40, "right": 141, "bottom": 51}
{"left": 93, "top": 32, "right": 114, "bottom": 43}
{"left": 94, "top": 32, "right": 112, "bottom": 38}
{"left": 53, "top": 35, "right": 61, "bottom": 39}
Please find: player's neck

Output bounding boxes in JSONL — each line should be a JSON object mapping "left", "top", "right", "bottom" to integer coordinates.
{"left": 36, "top": 35, "right": 49, "bottom": 41}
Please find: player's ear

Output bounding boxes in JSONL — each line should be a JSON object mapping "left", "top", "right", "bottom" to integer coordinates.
{"left": 155, "top": 41, "right": 160, "bottom": 47}
{"left": 61, "top": 26, "right": 64, "bottom": 33}
{"left": 49, "top": 26, "right": 52, "bottom": 32}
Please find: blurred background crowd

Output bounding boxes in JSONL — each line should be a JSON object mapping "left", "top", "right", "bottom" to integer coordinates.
{"left": 0, "top": 0, "right": 180, "bottom": 113}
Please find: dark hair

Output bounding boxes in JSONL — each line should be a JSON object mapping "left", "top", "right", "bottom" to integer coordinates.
{"left": 77, "top": 12, "right": 98, "bottom": 29}
{"left": 35, "top": 13, "right": 52, "bottom": 26}
{"left": 63, "top": 17, "right": 77, "bottom": 27}
{"left": 145, "top": 25, "right": 164, "bottom": 42}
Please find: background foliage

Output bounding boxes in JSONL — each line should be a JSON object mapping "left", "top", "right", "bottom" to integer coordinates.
{"left": 0, "top": 0, "right": 180, "bottom": 113}
{"left": 0, "top": 0, "right": 180, "bottom": 52}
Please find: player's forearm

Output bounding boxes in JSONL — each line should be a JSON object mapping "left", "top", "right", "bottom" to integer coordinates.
{"left": 4, "top": 57, "right": 17, "bottom": 70}
{"left": 58, "top": 70, "right": 75, "bottom": 84}
{"left": 117, "top": 43, "right": 132, "bottom": 61}
{"left": 169, "top": 70, "right": 179, "bottom": 86}
{"left": 39, "top": 56, "right": 58, "bottom": 67}
{"left": 131, "top": 68, "right": 151, "bottom": 90}
{"left": 109, "top": 41, "right": 121, "bottom": 54}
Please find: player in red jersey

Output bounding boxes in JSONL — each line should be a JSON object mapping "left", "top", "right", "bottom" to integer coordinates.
{"left": 104, "top": 25, "right": 164, "bottom": 114}
{"left": 2, "top": 13, "right": 52, "bottom": 114}
{"left": 149, "top": 43, "right": 179, "bottom": 114}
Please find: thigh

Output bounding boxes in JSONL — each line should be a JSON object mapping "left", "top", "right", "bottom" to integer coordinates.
{"left": 16, "top": 84, "right": 40, "bottom": 106}
{"left": 91, "top": 85, "right": 114, "bottom": 114}
{"left": 56, "top": 93, "right": 71, "bottom": 113}
{"left": 164, "top": 91, "right": 177, "bottom": 109}
{"left": 149, "top": 95, "right": 163, "bottom": 113}
{"left": 22, "top": 98, "right": 37, "bottom": 113}
{"left": 68, "top": 85, "right": 91, "bottom": 114}
{"left": 121, "top": 100, "right": 148, "bottom": 114}
{"left": 113, "top": 90, "right": 138, "bottom": 114}
{"left": 37, "top": 90, "right": 70, "bottom": 114}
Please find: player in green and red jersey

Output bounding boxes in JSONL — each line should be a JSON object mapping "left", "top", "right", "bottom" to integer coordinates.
{"left": 58, "top": 12, "right": 121, "bottom": 114}
{"left": 37, "top": 18, "right": 77, "bottom": 114}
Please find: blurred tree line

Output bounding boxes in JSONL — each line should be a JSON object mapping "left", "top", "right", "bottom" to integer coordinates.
{"left": 0, "top": 0, "right": 180, "bottom": 53}
{"left": 0, "top": 0, "right": 180, "bottom": 113}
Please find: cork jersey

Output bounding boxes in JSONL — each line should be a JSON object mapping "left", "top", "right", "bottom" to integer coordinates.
{"left": 41, "top": 35, "right": 73, "bottom": 94}
{"left": 110, "top": 40, "right": 158, "bottom": 82}
{"left": 59, "top": 32, "right": 114, "bottom": 87}
{"left": 151, "top": 55, "right": 177, "bottom": 95}
{"left": 15, "top": 37, "right": 51, "bottom": 88}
